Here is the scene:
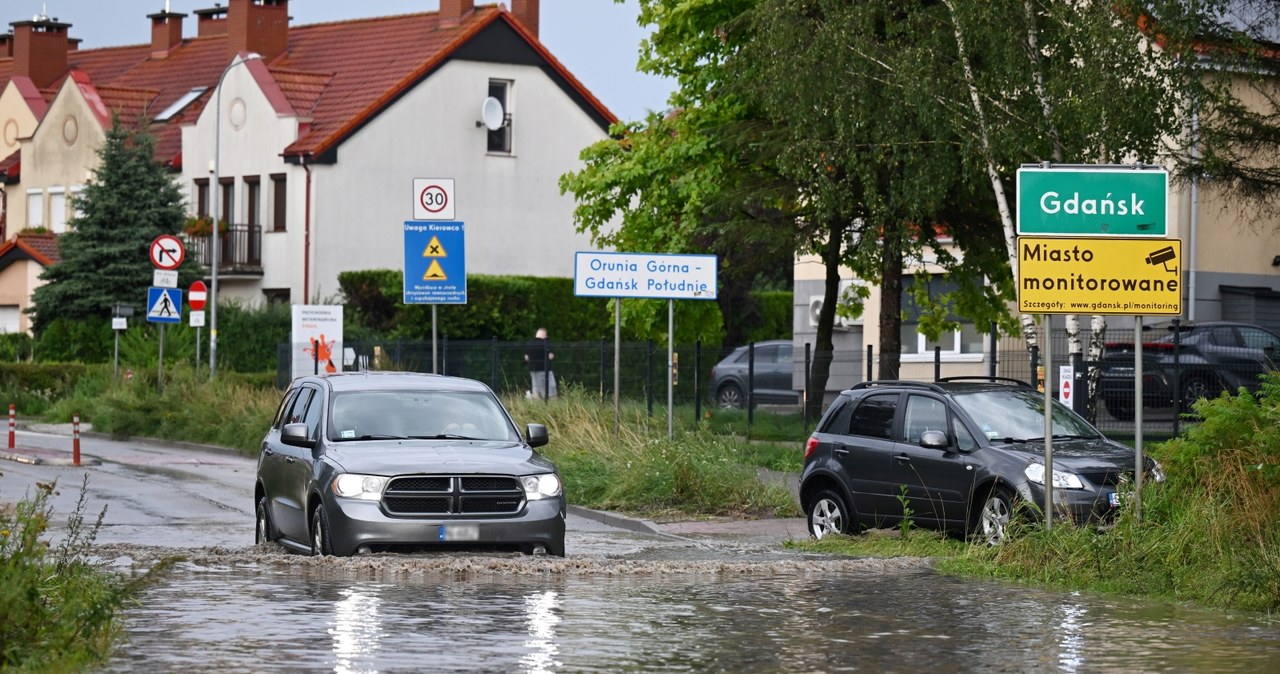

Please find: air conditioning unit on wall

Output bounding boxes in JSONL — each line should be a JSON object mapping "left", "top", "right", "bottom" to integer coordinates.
{"left": 808, "top": 280, "right": 863, "bottom": 330}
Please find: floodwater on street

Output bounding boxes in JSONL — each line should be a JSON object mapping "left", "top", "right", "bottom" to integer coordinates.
{"left": 98, "top": 551, "right": 1280, "bottom": 674}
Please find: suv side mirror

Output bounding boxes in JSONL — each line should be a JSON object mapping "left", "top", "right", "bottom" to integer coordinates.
{"left": 281, "top": 422, "right": 312, "bottom": 448}
{"left": 920, "top": 430, "right": 949, "bottom": 450}
{"left": 526, "top": 423, "right": 549, "bottom": 448}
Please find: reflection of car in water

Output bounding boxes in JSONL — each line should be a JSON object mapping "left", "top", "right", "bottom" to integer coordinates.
{"left": 1099, "top": 321, "right": 1280, "bottom": 420}
{"left": 709, "top": 340, "right": 800, "bottom": 408}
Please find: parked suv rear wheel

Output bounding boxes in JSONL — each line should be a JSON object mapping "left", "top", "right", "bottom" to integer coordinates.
{"left": 716, "top": 383, "right": 744, "bottom": 409}
{"left": 807, "top": 489, "right": 855, "bottom": 539}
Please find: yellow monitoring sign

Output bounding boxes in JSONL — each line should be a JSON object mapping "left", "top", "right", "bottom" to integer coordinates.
{"left": 1017, "top": 237, "right": 1181, "bottom": 315}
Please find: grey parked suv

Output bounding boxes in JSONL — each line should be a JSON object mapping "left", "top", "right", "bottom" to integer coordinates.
{"left": 800, "top": 377, "right": 1163, "bottom": 544}
{"left": 709, "top": 340, "right": 799, "bottom": 408}
{"left": 255, "top": 371, "right": 566, "bottom": 557}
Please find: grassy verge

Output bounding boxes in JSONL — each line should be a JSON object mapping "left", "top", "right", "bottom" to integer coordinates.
{"left": 28, "top": 371, "right": 802, "bottom": 520}
{"left": 0, "top": 476, "right": 174, "bottom": 672}
{"left": 789, "top": 381, "right": 1280, "bottom": 614}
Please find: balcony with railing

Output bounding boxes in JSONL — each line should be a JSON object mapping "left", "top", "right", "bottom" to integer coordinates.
{"left": 183, "top": 224, "right": 263, "bottom": 276}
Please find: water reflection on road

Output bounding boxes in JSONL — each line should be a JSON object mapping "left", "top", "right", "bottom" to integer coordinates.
{"left": 102, "top": 562, "right": 1280, "bottom": 673}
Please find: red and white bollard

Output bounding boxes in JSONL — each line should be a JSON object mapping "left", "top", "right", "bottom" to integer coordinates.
{"left": 7, "top": 404, "right": 14, "bottom": 450}
{"left": 73, "top": 414, "right": 81, "bottom": 467}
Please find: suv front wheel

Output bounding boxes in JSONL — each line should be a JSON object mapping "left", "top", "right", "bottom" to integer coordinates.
{"left": 807, "top": 489, "right": 855, "bottom": 539}
{"left": 973, "top": 487, "right": 1015, "bottom": 546}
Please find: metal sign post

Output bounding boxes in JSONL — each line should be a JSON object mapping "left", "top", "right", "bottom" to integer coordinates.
{"left": 1043, "top": 317, "right": 1053, "bottom": 531}
{"left": 574, "top": 252, "right": 718, "bottom": 438}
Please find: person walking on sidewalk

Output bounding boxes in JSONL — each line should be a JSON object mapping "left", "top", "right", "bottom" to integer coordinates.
{"left": 524, "top": 327, "right": 557, "bottom": 399}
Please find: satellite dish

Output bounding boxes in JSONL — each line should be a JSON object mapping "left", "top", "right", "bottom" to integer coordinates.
{"left": 481, "top": 96, "right": 506, "bottom": 131}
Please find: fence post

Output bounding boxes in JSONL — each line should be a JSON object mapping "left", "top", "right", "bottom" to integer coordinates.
{"left": 646, "top": 340, "right": 654, "bottom": 417}
{"left": 491, "top": 336, "right": 499, "bottom": 392}
{"left": 1030, "top": 345, "right": 1040, "bottom": 390}
{"left": 1172, "top": 318, "right": 1182, "bottom": 436}
{"left": 600, "top": 337, "right": 607, "bottom": 398}
{"left": 989, "top": 322, "right": 999, "bottom": 378}
{"left": 747, "top": 342, "right": 755, "bottom": 431}
{"left": 542, "top": 341, "right": 550, "bottom": 405}
{"left": 934, "top": 346, "right": 942, "bottom": 381}
{"left": 803, "top": 342, "right": 811, "bottom": 430}
{"left": 866, "top": 345, "right": 874, "bottom": 381}
{"left": 72, "top": 413, "right": 81, "bottom": 467}
{"left": 443, "top": 334, "right": 449, "bottom": 376}
{"left": 694, "top": 341, "right": 702, "bottom": 425}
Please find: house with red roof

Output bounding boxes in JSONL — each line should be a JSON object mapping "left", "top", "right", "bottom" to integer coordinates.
{"left": 0, "top": 0, "right": 616, "bottom": 333}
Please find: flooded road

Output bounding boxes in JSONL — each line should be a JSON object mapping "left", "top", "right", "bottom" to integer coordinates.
{"left": 99, "top": 553, "right": 1280, "bottom": 673}
{"left": 5, "top": 428, "right": 1280, "bottom": 672}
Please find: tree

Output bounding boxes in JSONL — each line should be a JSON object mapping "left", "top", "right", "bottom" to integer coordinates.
{"left": 30, "top": 118, "right": 202, "bottom": 336}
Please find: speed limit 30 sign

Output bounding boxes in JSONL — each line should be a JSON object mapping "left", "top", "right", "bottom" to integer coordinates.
{"left": 413, "top": 178, "right": 455, "bottom": 220}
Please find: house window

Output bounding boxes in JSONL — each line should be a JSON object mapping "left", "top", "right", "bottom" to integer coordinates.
{"left": 245, "top": 176, "right": 260, "bottom": 228}
{"left": 487, "top": 79, "right": 512, "bottom": 154}
{"left": 0, "top": 305, "right": 19, "bottom": 334}
{"left": 271, "top": 173, "right": 287, "bottom": 232}
{"left": 219, "top": 177, "right": 234, "bottom": 224}
{"left": 49, "top": 189, "right": 67, "bottom": 234}
{"left": 263, "top": 288, "right": 290, "bottom": 305}
{"left": 195, "top": 179, "right": 209, "bottom": 218}
{"left": 899, "top": 275, "right": 984, "bottom": 358}
{"left": 26, "top": 190, "right": 42, "bottom": 228}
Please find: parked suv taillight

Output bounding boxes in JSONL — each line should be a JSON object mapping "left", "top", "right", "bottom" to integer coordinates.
{"left": 804, "top": 436, "right": 819, "bottom": 459}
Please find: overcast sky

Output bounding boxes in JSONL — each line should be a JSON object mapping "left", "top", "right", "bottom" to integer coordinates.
{"left": 7, "top": 0, "right": 676, "bottom": 122}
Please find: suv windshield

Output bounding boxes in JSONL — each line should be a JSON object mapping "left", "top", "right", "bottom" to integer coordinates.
{"left": 328, "top": 390, "right": 515, "bottom": 441}
{"left": 952, "top": 389, "right": 1100, "bottom": 442}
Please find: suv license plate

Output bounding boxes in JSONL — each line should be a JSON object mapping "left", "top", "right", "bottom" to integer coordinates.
{"left": 439, "top": 524, "right": 479, "bottom": 541}
{"left": 1108, "top": 492, "right": 1123, "bottom": 508}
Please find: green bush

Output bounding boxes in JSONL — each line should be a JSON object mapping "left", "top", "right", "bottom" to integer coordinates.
{"left": 34, "top": 318, "right": 113, "bottom": 364}
{"left": 0, "top": 477, "right": 173, "bottom": 672}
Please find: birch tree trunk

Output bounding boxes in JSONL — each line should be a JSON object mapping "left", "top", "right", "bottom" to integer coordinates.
{"left": 943, "top": 0, "right": 1038, "bottom": 351}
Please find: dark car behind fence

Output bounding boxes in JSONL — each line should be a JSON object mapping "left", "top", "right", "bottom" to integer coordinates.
{"left": 277, "top": 324, "right": 1276, "bottom": 440}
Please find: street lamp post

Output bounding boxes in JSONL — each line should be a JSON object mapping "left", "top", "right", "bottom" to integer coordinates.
{"left": 209, "top": 52, "right": 261, "bottom": 380}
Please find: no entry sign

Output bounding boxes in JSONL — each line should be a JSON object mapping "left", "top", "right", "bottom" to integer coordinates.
{"left": 189, "top": 280, "right": 208, "bottom": 311}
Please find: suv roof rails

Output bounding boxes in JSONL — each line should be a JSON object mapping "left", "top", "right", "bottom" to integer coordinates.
{"left": 850, "top": 380, "right": 946, "bottom": 393}
{"left": 935, "top": 375, "right": 1033, "bottom": 388}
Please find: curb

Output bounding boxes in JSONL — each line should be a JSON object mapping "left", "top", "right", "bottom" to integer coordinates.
{"left": 16, "top": 422, "right": 248, "bottom": 458}
{"left": 567, "top": 504, "right": 664, "bottom": 535}
{"left": 0, "top": 448, "right": 102, "bottom": 467}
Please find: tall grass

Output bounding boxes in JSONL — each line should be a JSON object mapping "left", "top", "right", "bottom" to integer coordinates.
{"left": 44, "top": 365, "right": 280, "bottom": 452}
{"left": 0, "top": 476, "right": 174, "bottom": 672}
{"left": 508, "top": 385, "right": 801, "bottom": 519}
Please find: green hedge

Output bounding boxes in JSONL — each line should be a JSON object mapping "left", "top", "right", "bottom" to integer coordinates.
{"left": 338, "top": 270, "right": 793, "bottom": 346}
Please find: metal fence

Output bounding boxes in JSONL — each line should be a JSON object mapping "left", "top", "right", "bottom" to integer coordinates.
{"left": 277, "top": 328, "right": 1266, "bottom": 440}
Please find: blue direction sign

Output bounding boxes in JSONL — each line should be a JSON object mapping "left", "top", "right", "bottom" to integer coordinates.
{"left": 404, "top": 221, "right": 466, "bottom": 304}
{"left": 146, "top": 287, "right": 182, "bottom": 324}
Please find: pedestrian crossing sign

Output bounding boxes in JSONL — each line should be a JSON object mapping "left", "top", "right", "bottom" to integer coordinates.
{"left": 146, "top": 287, "right": 183, "bottom": 324}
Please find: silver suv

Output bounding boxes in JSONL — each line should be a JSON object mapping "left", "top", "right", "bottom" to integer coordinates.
{"left": 255, "top": 371, "right": 565, "bottom": 557}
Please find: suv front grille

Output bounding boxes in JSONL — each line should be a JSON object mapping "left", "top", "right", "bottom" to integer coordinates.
{"left": 383, "top": 475, "right": 525, "bottom": 516}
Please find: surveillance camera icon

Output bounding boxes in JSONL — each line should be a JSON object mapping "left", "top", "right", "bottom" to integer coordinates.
{"left": 1146, "top": 245, "right": 1177, "bottom": 272}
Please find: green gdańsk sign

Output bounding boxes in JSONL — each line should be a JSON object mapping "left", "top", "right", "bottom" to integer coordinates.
{"left": 1016, "top": 167, "right": 1167, "bottom": 237}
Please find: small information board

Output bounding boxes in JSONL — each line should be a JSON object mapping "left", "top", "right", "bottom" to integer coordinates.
{"left": 403, "top": 221, "right": 466, "bottom": 304}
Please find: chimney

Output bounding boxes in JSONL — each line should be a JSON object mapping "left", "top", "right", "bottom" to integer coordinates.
{"left": 511, "top": 0, "right": 539, "bottom": 38}
{"left": 227, "top": 0, "right": 288, "bottom": 61}
{"left": 0, "top": 33, "right": 11, "bottom": 58}
{"left": 10, "top": 18, "right": 72, "bottom": 90}
{"left": 439, "top": 0, "right": 475, "bottom": 29}
{"left": 194, "top": 4, "right": 229, "bottom": 37}
{"left": 148, "top": 10, "right": 186, "bottom": 58}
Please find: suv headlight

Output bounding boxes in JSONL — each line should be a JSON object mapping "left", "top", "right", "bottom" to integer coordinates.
{"left": 521, "top": 474, "right": 562, "bottom": 500}
{"left": 332, "top": 473, "right": 388, "bottom": 500}
{"left": 1024, "top": 463, "right": 1085, "bottom": 490}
